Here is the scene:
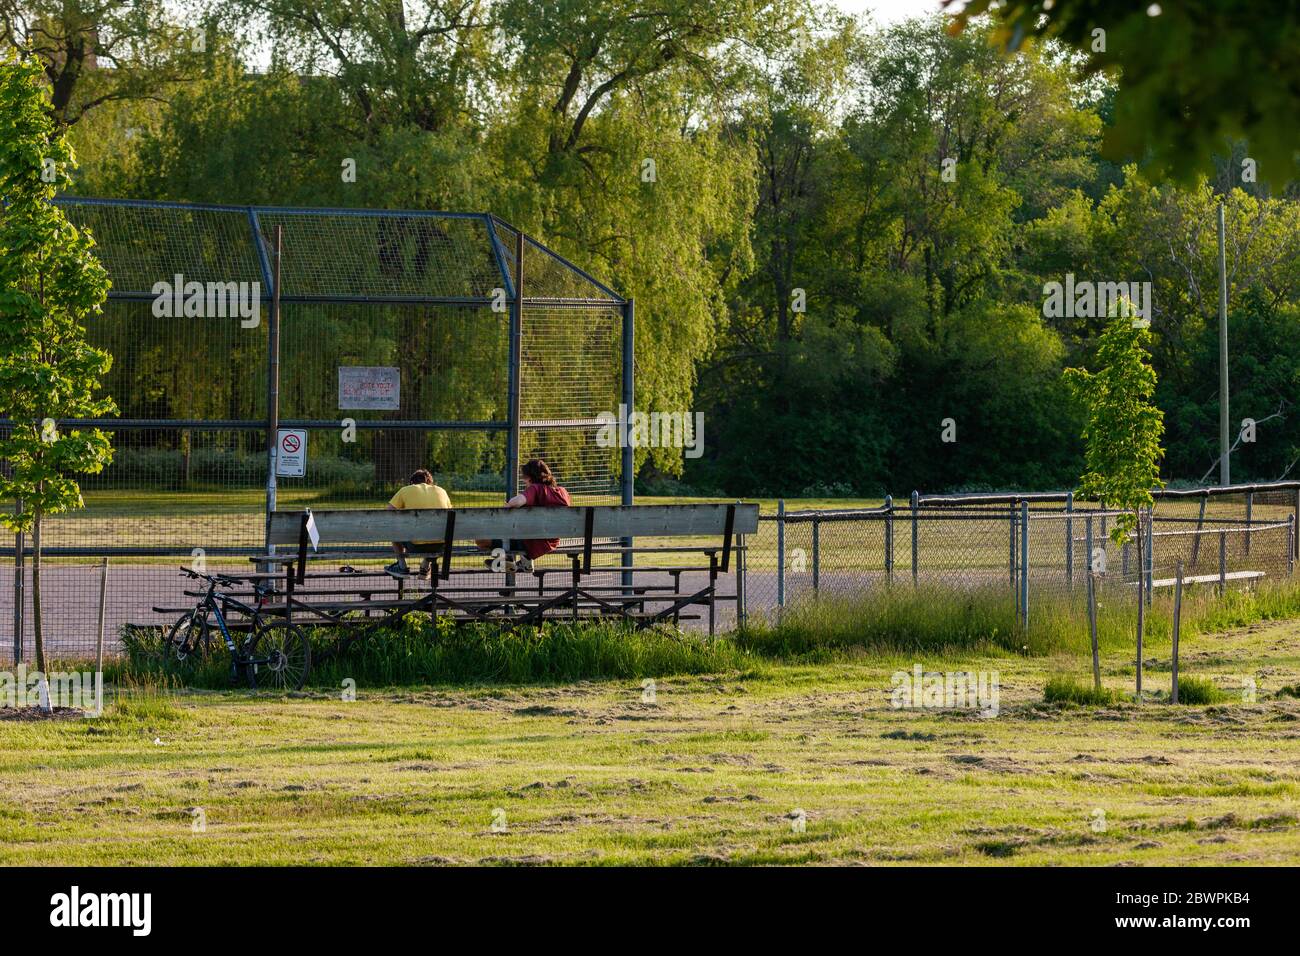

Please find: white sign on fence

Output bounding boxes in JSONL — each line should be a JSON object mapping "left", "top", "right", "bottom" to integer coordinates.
{"left": 338, "top": 366, "right": 400, "bottom": 410}
{"left": 276, "top": 428, "right": 307, "bottom": 478}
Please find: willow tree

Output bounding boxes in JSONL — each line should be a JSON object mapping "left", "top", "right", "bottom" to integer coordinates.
{"left": 0, "top": 55, "right": 115, "bottom": 696}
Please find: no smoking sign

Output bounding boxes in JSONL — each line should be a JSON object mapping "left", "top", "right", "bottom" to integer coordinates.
{"left": 276, "top": 428, "right": 307, "bottom": 478}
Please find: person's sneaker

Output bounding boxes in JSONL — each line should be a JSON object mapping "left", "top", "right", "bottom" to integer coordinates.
{"left": 418, "top": 558, "right": 433, "bottom": 579}
{"left": 385, "top": 561, "right": 410, "bottom": 577}
{"left": 514, "top": 556, "right": 534, "bottom": 573}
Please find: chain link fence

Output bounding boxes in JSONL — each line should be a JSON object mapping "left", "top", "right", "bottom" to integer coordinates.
{"left": 3, "top": 199, "right": 631, "bottom": 662}
{"left": 739, "top": 484, "right": 1300, "bottom": 630}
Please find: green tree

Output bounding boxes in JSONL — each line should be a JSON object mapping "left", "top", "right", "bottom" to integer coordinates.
{"left": 1064, "top": 304, "right": 1164, "bottom": 697}
{"left": 949, "top": 0, "right": 1300, "bottom": 188}
{"left": 0, "top": 55, "right": 115, "bottom": 689}
{"left": 1064, "top": 306, "right": 1164, "bottom": 542}
{"left": 1, "top": 1, "right": 205, "bottom": 127}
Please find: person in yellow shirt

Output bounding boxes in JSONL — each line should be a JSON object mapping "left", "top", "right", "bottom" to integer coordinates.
{"left": 386, "top": 469, "right": 452, "bottom": 578}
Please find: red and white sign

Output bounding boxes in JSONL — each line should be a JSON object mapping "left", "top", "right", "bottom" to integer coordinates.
{"left": 276, "top": 429, "right": 307, "bottom": 478}
{"left": 339, "top": 366, "right": 400, "bottom": 410}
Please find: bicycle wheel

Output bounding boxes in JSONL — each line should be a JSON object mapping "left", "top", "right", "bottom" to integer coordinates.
{"left": 164, "top": 610, "right": 208, "bottom": 674}
{"left": 245, "top": 621, "right": 311, "bottom": 691}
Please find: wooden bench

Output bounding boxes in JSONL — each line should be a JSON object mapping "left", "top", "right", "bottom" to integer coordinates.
{"left": 258, "top": 503, "right": 759, "bottom": 635}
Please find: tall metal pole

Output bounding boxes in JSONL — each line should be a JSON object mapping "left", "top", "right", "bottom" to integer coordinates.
{"left": 505, "top": 230, "right": 524, "bottom": 498}
{"left": 621, "top": 299, "right": 635, "bottom": 589}
{"left": 1218, "top": 201, "right": 1230, "bottom": 486}
{"left": 910, "top": 490, "right": 919, "bottom": 587}
{"left": 1065, "top": 491, "right": 1074, "bottom": 591}
{"left": 95, "top": 556, "right": 108, "bottom": 680}
{"left": 13, "top": 498, "right": 23, "bottom": 664}
{"left": 263, "top": 225, "right": 283, "bottom": 554}
{"left": 883, "top": 494, "right": 893, "bottom": 584}
{"left": 1020, "top": 501, "right": 1030, "bottom": 632}
{"left": 776, "top": 499, "right": 786, "bottom": 610}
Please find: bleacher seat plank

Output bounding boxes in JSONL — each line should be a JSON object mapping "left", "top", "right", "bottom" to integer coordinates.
{"left": 267, "top": 504, "right": 758, "bottom": 545}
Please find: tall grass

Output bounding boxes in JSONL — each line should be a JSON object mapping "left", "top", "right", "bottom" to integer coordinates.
{"left": 735, "top": 584, "right": 1145, "bottom": 657}
{"left": 736, "top": 578, "right": 1300, "bottom": 659}
{"left": 736, "top": 585, "right": 1021, "bottom": 657}
{"left": 119, "top": 614, "right": 755, "bottom": 688}
{"left": 106, "top": 578, "right": 1300, "bottom": 689}
{"left": 1043, "top": 675, "right": 1119, "bottom": 706}
{"left": 1174, "top": 675, "right": 1227, "bottom": 705}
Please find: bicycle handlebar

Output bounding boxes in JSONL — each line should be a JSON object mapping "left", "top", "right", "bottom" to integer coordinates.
{"left": 178, "top": 567, "right": 244, "bottom": 588}
{"left": 178, "top": 567, "right": 280, "bottom": 597}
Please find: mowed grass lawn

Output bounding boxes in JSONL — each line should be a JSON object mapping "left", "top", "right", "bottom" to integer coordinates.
{"left": 2, "top": 618, "right": 1299, "bottom": 865}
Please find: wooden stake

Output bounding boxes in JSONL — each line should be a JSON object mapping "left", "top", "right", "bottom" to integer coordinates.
{"left": 1088, "top": 571, "right": 1101, "bottom": 691}
{"left": 1171, "top": 559, "right": 1183, "bottom": 704}
{"left": 1135, "top": 514, "right": 1145, "bottom": 700}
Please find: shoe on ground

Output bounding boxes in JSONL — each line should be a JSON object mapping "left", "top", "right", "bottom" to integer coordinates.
{"left": 418, "top": 559, "right": 433, "bottom": 579}
{"left": 385, "top": 561, "right": 411, "bottom": 577}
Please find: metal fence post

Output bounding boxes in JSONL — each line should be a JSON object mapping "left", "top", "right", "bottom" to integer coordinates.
{"left": 1289, "top": 515, "right": 1295, "bottom": 578}
{"left": 1294, "top": 487, "right": 1300, "bottom": 560}
{"left": 910, "top": 491, "right": 919, "bottom": 587}
{"left": 884, "top": 494, "right": 894, "bottom": 584}
{"left": 1190, "top": 496, "right": 1207, "bottom": 568}
{"left": 1218, "top": 530, "right": 1227, "bottom": 596}
{"left": 1065, "top": 492, "right": 1074, "bottom": 591}
{"left": 262, "top": 225, "right": 283, "bottom": 560}
{"left": 1020, "top": 501, "right": 1030, "bottom": 632}
{"left": 811, "top": 518, "right": 820, "bottom": 592}
{"left": 1009, "top": 500, "right": 1017, "bottom": 592}
{"left": 1146, "top": 505, "right": 1154, "bottom": 607}
{"left": 96, "top": 557, "right": 108, "bottom": 680}
{"left": 1085, "top": 514, "right": 1094, "bottom": 575}
{"left": 1245, "top": 491, "right": 1253, "bottom": 557}
{"left": 12, "top": 498, "right": 23, "bottom": 664}
{"left": 777, "top": 499, "right": 786, "bottom": 610}
{"left": 620, "top": 300, "right": 635, "bottom": 590}
{"left": 505, "top": 228, "right": 525, "bottom": 499}
{"left": 736, "top": 530, "right": 746, "bottom": 626}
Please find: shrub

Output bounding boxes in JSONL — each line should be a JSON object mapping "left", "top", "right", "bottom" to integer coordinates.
{"left": 1174, "top": 676, "right": 1227, "bottom": 705}
{"left": 1043, "top": 675, "right": 1119, "bottom": 706}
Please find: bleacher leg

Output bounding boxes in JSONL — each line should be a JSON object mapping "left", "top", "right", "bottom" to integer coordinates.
{"left": 285, "top": 565, "right": 294, "bottom": 626}
{"left": 708, "top": 553, "right": 717, "bottom": 637}
{"left": 571, "top": 556, "right": 581, "bottom": 622}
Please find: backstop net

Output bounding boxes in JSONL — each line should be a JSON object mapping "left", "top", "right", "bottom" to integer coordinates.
{"left": 2, "top": 198, "right": 630, "bottom": 660}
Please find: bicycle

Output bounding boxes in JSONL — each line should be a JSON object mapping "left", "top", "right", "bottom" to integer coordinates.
{"left": 165, "top": 568, "right": 311, "bottom": 691}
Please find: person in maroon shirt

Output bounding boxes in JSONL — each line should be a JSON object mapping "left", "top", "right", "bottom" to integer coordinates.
{"left": 477, "top": 459, "right": 572, "bottom": 572}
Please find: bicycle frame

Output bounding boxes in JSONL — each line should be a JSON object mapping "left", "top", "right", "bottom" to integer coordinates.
{"left": 192, "top": 580, "right": 274, "bottom": 666}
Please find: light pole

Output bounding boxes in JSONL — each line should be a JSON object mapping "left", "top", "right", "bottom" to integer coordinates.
{"left": 1218, "top": 201, "right": 1229, "bottom": 486}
